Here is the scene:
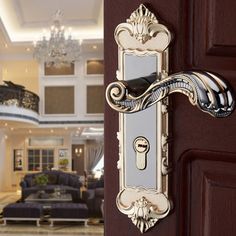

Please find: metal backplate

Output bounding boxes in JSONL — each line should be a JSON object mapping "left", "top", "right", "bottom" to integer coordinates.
{"left": 109, "top": 4, "right": 172, "bottom": 233}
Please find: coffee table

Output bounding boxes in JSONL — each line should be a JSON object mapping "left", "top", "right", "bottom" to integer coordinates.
{"left": 25, "top": 192, "right": 72, "bottom": 204}
{"left": 24, "top": 193, "right": 88, "bottom": 226}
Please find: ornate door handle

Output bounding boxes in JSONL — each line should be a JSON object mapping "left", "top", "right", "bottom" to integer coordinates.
{"left": 105, "top": 4, "right": 235, "bottom": 233}
{"left": 106, "top": 70, "right": 234, "bottom": 117}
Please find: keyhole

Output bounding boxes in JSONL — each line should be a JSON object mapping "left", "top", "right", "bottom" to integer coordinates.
{"left": 133, "top": 136, "right": 150, "bottom": 170}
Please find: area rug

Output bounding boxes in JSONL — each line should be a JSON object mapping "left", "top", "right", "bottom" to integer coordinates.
{"left": 0, "top": 219, "right": 104, "bottom": 235}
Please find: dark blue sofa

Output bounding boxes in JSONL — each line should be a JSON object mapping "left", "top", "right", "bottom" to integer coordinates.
{"left": 20, "top": 170, "right": 83, "bottom": 202}
{"left": 83, "top": 175, "right": 104, "bottom": 217}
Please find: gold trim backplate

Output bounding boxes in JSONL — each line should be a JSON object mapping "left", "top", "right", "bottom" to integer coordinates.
{"left": 108, "top": 4, "right": 172, "bottom": 233}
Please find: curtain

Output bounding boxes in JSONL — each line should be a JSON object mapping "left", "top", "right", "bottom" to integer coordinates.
{"left": 86, "top": 144, "right": 104, "bottom": 172}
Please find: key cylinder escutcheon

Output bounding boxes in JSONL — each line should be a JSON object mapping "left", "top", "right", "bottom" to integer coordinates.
{"left": 133, "top": 136, "right": 150, "bottom": 170}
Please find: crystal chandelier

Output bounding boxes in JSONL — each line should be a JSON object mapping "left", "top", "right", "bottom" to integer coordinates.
{"left": 33, "top": 10, "right": 81, "bottom": 67}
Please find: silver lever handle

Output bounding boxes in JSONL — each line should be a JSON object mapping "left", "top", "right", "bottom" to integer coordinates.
{"left": 106, "top": 70, "right": 235, "bottom": 117}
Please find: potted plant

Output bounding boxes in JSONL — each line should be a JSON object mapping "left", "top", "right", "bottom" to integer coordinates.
{"left": 59, "top": 158, "right": 69, "bottom": 170}
{"left": 34, "top": 174, "right": 48, "bottom": 186}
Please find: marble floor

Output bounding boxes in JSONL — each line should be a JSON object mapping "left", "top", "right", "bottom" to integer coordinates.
{"left": 0, "top": 192, "right": 104, "bottom": 236}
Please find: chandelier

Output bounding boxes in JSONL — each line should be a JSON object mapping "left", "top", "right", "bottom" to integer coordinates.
{"left": 33, "top": 10, "right": 81, "bottom": 67}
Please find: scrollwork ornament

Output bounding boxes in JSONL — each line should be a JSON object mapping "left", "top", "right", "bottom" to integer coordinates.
{"left": 106, "top": 71, "right": 234, "bottom": 117}
{"left": 116, "top": 188, "right": 171, "bottom": 233}
{"left": 128, "top": 197, "right": 158, "bottom": 233}
{"left": 127, "top": 4, "right": 158, "bottom": 44}
{"left": 114, "top": 4, "right": 171, "bottom": 52}
{"left": 162, "top": 156, "right": 171, "bottom": 175}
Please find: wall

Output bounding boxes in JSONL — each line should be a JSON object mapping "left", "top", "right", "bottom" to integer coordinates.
{"left": 39, "top": 51, "right": 104, "bottom": 122}
{"left": 0, "top": 60, "right": 39, "bottom": 94}
{"left": 0, "top": 131, "right": 7, "bottom": 191}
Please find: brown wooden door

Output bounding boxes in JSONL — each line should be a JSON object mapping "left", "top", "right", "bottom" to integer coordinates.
{"left": 104, "top": 0, "right": 236, "bottom": 235}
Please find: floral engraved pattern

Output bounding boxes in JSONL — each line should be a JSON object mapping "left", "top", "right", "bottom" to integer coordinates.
{"left": 116, "top": 189, "right": 172, "bottom": 233}
{"left": 128, "top": 197, "right": 158, "bottom": 233}
{"left": 127, "top": 4, "right": 158, "bottom": 44}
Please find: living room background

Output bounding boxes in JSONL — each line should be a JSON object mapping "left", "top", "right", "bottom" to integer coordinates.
{"left": 0, "top": 35, "right": 104, "bottom": 193}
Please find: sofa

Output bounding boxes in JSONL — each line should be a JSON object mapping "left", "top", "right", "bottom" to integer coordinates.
{"left": 20, "top": 170, "right": 83, "bottom": 202}
{"left": 83, "top": 175, "right": 104, "bottom": 217}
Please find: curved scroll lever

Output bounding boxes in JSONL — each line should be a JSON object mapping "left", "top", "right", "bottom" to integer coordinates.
{"left": 106, "top": 71, "right": 235, "bottom": 117}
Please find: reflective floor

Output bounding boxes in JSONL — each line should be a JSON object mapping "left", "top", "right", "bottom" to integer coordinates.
{"left": 0, "top": 192, "right": 104, "bottom": 236}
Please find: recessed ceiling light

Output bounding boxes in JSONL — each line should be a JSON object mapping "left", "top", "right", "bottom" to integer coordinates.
{"left": 10, "top": 127, "right": 14, "bottom": 131}
{"left": 92, "top": 45, "right": 97, "bottom": 49}
{"left": 64, "top": 127, "right": 68, "bottom": 130}
{"left": 29, "top": 130, "right": 32, "bottom": 134}
{"left": 83, "top": 132, "right": 103, "bottom": 136}
{"left": 26, "top": 47, "right": 31, "bottom": 52}
{"left": 4, "top": 123, "right": 8, "bottom": 127}
{"left": 4, "top": 135, "right": 8, "bottom": 139}
{"left": 50, "top": 129, "right": 54, "bottom": 133}
{"left": 89, "top": 127, "right": 104, "bottom": 131}
{"left": 4, "top": 43, "right": 8, "bottom": 48}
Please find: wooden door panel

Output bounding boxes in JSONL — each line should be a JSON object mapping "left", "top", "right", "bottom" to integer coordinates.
{"left": 187, "top": 0, "right": 236, "bottom": 74}
{"left": 180, "top": 150, "right": 236, "bottom": 236}
{"left": 105, "top": 0, "right": 236, "bottom": 235}
{"left": 206, "top": 0, "right": 236, "bottom": 55}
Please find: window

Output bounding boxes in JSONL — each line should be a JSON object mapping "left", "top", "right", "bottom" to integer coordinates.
{"left": 29, "top": 137, "right": 63, "bottom": 146}
{"left": 92, "top": 155, "right": 104, "bottom": 179}
{"left": 28, "top": 149, "right": 40, "bottom": 171}
{"left": 28, "top": 149, "right": 54, "bottom": 171}
{"left": 42, "top": 149, "right": 54, "bottom": 171}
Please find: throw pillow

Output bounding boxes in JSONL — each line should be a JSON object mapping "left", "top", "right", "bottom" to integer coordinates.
{"left": 68, "top": 175, "right": 77, "bottom": 187}
{"left": 58, "top": 174, "right": 69, "bottom": 185}
{"left": 47, "top": 174, "right": 58, "bottom": 184}
{"left": 25, "top": 177, "right": 35, "bottom": 187}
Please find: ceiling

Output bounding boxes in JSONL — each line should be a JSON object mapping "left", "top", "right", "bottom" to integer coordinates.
{"left": 0, "top": 0, "right": 103, "bottom": 54}
{"left": 0, "top": 120, "right": 104, "bottom": 140}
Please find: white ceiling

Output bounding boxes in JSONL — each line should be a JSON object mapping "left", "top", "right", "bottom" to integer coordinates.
{"left": 0, "top": 0, "right": 103, "bottom": 42}
{"left": 0, "top": 0, "right": 103, "bottom": 54}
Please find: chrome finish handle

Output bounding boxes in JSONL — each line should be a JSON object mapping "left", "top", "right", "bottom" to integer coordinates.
{"left": 106, "top": 71, "right": 234, "bottom": 117}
